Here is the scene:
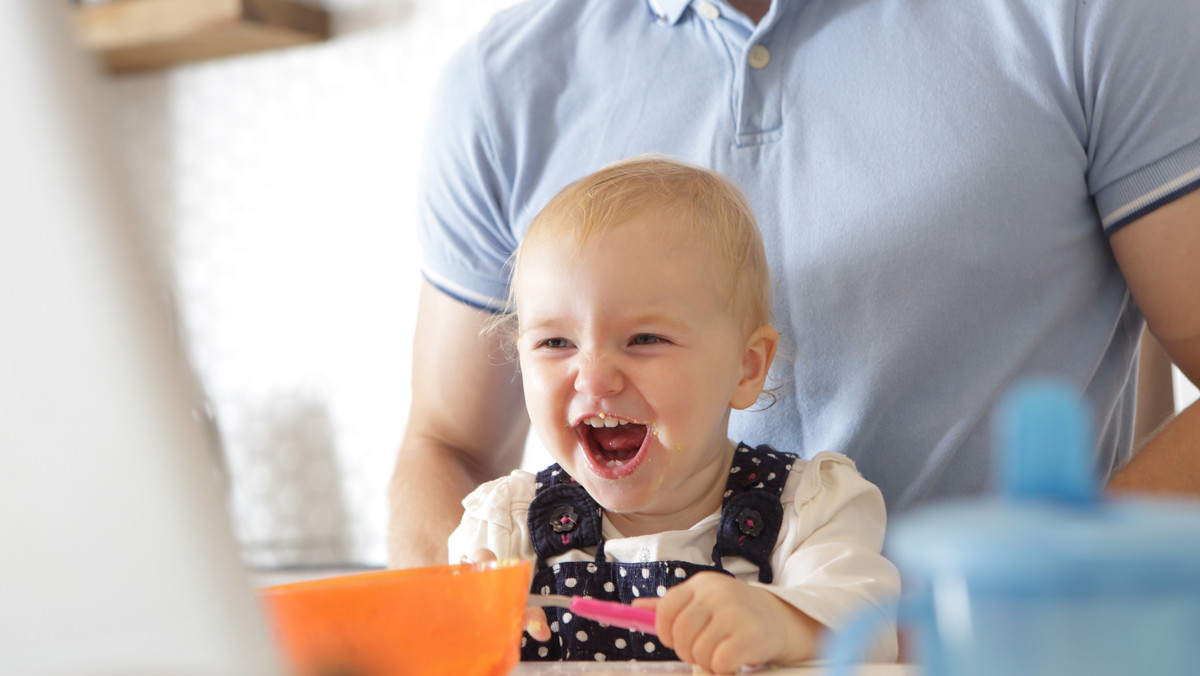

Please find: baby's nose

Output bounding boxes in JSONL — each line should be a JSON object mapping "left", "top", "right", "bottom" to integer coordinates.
{"left": 573, "top": 354, "right": 624, "bottom": 397}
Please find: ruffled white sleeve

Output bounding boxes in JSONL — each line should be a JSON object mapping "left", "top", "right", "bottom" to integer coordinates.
{"left": 446, "top": 469, "right": 538, "bottom": 564}
{"left": 755, "top": 452, "right": 900, "bottom": 662}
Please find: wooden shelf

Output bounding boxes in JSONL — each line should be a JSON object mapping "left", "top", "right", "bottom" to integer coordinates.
{"left": 74, "top": 0, "right": 330, "bottom": 73}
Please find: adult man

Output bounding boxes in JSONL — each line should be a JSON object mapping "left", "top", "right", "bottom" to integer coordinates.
{"left": 390, "top": 0, "right": 1200, "bottom": 568}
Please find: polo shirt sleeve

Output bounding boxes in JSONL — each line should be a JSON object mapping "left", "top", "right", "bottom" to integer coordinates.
{"left": 756, "top": 452, "right": 900, "bottom": 663}
{"left": 416, "top": 34, "right": 518, "bottom": 312}
{"left": 1080, "top": 0, "right": 1200, "bottom": 234}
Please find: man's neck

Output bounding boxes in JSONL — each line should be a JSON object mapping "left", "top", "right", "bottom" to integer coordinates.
{"left": 728, "top": 0, "right": 771, "bottom": 24}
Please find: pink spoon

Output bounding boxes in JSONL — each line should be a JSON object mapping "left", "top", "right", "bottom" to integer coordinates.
{"left": 529, "top": 594, "right": 658, "bottom": 635}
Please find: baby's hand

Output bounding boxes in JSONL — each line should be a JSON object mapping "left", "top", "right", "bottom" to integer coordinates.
{"left": 462, "top": 548, "right": 550, "bottom": 642}
{"left": 643, "top": 572, "right": 821, "bottom": 674}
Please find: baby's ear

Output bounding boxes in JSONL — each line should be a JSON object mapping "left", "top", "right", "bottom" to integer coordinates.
{"left": 731, "top": 325, "right": 779, "bottom": 410}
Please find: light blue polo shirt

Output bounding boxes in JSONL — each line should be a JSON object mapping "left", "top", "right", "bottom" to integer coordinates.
{"left": 416, "top": 0, "right": 1200, "bottom": 512}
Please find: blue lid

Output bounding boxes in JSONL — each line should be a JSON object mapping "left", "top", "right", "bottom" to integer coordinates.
{"left": 995, "top": 380, "right": 1098, "bottom": 504}
{"left": 887, "top": 380, "right": 1200, "bottom": 596}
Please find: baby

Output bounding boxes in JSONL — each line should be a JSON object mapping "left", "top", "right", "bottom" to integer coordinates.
{"left": 448, "top": 156, "right": 898, "bottom": 673}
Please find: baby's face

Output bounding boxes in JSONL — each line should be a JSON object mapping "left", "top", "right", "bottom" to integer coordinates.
{"left": 514, "top": 211, "right": 759, "bottom": 531}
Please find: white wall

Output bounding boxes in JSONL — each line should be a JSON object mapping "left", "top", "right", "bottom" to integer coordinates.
{"left": 106, "top": 0, "right": 525, "bottom": 568}
{"left": 1176, "top": 371, "right": 1200, "bottom": 413}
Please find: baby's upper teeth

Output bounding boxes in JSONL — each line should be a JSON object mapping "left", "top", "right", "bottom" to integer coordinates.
{"left": 584, "top": 416, "right": 626, "bottom": 428}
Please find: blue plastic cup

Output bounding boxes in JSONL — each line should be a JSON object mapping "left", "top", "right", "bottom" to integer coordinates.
{"left": 825, "top": 381, "right": 1200, "bottom": 675}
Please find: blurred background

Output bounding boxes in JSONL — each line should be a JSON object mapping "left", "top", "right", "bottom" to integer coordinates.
{"left": 74, "top": 0, "right": 528, "bottom": 571}
{"left": 71, "top": 0, "right": 1198, "bottom": 574}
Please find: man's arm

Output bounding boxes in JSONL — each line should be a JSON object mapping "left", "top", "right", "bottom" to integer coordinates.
{"left": 388, "top": 281, "right": 530, "bottom": 568}
{"left": 1108, "top": 188, "right": 1200, "bottom": 495}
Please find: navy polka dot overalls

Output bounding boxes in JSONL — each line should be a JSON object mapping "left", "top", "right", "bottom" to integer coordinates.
{"left": 522, "top": 443, "right": 794, "bottom": 662}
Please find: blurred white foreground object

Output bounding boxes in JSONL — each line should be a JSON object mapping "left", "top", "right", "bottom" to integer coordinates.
{"left": 0, "top": 4, "right": 282, "bottom": 675}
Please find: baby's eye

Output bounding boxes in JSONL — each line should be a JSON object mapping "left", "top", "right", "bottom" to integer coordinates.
{"left": 630, "top": 334, "right": 667, "bottom": 346}
{"left": 539, "top": 337, "right": 573, "bottom": 349}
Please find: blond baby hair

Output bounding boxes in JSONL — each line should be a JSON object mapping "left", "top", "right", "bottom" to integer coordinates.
{"left": 510, "top": 155, "right": 773, "bottom": 335}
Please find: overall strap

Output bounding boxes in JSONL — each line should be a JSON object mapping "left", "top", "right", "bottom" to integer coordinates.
{"left": 712, "top": 443, "right": 794, "bottom": 583}
{"left": 527, "top": 464, "right": 604, "bottom": 562}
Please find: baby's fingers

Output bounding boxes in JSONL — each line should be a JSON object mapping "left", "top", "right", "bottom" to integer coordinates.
{"left": 524, "top": 606, "right": 551, "bottom": 642}
{"left": 630, "top": 597, "right": 661, "bottom": 610}
{"left": 465, "top": 548, "right": 498, "bottom": 564}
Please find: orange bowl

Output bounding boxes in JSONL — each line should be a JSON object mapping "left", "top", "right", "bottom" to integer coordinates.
{"left": 258, "top": 560, "right": 532, "bottom": 676}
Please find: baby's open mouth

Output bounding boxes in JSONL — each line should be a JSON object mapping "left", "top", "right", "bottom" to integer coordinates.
{"left": 578, "top": 416, "right": 649, "bottom": 469}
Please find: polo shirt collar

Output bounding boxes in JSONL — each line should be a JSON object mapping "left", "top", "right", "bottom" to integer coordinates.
{"left": 645, "top": 0, "right": 691, "bottom": 26}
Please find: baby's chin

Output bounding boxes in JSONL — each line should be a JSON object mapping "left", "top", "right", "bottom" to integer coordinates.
{"left": 571, "top": 464, "right": 663, "bottom": 512}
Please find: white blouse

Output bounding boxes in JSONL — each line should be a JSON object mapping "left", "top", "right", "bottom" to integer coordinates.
{"left": 449, "top": 450, "right": 899, "bottom": 662}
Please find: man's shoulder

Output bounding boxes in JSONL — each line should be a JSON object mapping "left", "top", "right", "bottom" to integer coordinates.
{"left": 472, "top": 0, "right": 644, "bottom": 54}
{"left": 468, "top": 0, "right": 652, "bottom": 70}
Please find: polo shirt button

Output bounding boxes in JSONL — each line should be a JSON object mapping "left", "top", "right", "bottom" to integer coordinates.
{"left": 748, "top": 44, "right": 771, "bottom": 69}
{"left": 696, "top": 1, "right": 720, "bottom": 20}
